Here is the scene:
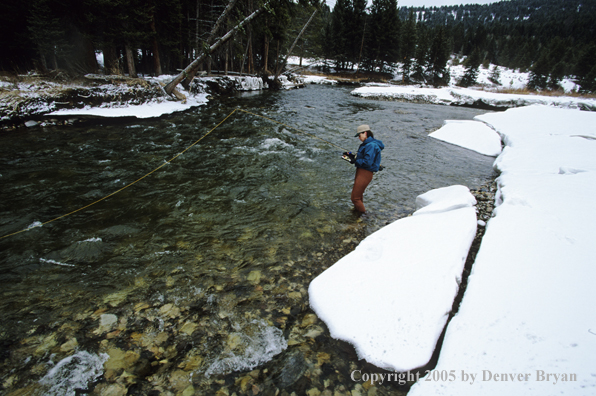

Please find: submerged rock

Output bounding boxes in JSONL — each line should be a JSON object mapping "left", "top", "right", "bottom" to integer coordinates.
{"left": 273, "top": 349, "right": 308, "bottom": 389}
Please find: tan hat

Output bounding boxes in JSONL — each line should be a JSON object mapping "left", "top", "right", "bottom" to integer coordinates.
{"left": 355, "top": 124, "right": 371, "bottom": 137}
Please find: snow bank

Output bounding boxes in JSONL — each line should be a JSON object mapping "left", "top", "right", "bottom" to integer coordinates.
{"left": 47, "top": 75, "right": 266, "bottom": 119}
{"left": 300, "top": 75, "right": 338, "bottom": 85}
{"left": 429, "top": 120, "right": 502, "bottom": 156}
{"left": 309, "top": 185, "right": 477, "bottom": 371}
{"left": 414, "top": 185, "right": 478, "bottom": 216}
{"left": 409, "top": 105, "right": 596, "bottom": 395}
{"left": 47, "top": 96, "right": 209, "bottom": 119}
{"left": 351, "top": 85, "right": 596, "bottom": 111}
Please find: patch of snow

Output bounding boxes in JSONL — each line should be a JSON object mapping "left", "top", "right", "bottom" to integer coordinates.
{"left": 429, "top": 120, "right": 502, "bottom": 156}
{"left": 414, "top": 185, "right": 477, "bottom": 216}
{"left": 408, "top": 105, "right": 596, "bottom": 395}
{"left": 301, "top": 75, "right": 338, "bottom": 85}
{"left": 309, "top": 185, "right": 478, "bottom": 371}
{"left": 48, "top": 94, "right": 209, "bottom": 119}
{"left": 351, "top": 85, "right": 596, "bottom": 110}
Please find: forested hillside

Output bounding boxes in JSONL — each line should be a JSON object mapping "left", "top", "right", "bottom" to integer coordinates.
{"left": 325, "top": 0, "right": 596, "bottom": 92}
{"left": 1, "top": 0, "right": 594, "bottom": 92}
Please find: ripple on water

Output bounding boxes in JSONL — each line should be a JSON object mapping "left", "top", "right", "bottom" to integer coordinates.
{"left": 0, "top": 85, "right": 496, "bottom": 394}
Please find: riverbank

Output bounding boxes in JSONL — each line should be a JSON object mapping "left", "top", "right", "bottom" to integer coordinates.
{"left": 0, "top": 73, "right": 271, "bottom": 130}
{"left": 4, "top": 63, "right": 596, "bottom": 132}
{"left": 0, "top": 85, "right": 498, "bottom": 395}
{"left": 309, "top": 104, "right": 596, "bottom": 395}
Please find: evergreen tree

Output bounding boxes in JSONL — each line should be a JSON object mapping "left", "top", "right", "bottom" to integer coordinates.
{"left": 488, "top": 65, "right": 501, "bottom": 85}
{"left": 0, "top": 0, "right": 37, "bottom": 70}
{"left": 28, "top": 0, "right": 72, "bottom": 71}
{"left": 366, "top": 0, "right": 401, "bottom": 72}
{"left": 400, "top": 9, "right": 417, "bottom": 83}
{"left": 457, "top": 46, "right": 481, "bottom": 87}
{"left": 411, "top": 27, "right": 429, "bottom": 83}
{"left": 330, "top": 0, "right": 351, "bottom": 69}
{"left": 575, "top": 43, "right": 596, "bottom": 93}
{"left": 427, "top": 26, "right": 450, "bottom": 86}
{"left": 545, "top": 37, "right": 567, "bottom": 90}
{"left": 320, "top": 12, "right": 335, "bottom": 72}
{"left": 350, "top": 0, "right": 368, "bottom": 69}
{"left": 527, "top": 49, "right": 549, "bottom": 90}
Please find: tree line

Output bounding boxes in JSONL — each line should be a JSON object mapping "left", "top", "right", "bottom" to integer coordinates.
{"left": 321, "top": 0, "right": 596, "bottom": 92}
{"left": 1, "top": 0, "right": 595, "bottom": 93}
{"left": 1, "top": 0, "right": 321, "bottom": 79}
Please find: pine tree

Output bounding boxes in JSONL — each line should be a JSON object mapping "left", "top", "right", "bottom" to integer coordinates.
{"left": 575, "top": 43, "right": 596, "bottom": 93}
{"left": 411, "top": 27, "right": 429, "bottom": 83}
{"left": 488, "top": 65, "right": 501, "bottom": 85}
{"left": 331, "top": 0, "right": 351, "bottom": 70}
{"left": 367, "top": 0, "right": 401, "bottom": 72}
{"left": 527, "top": 49, "right": 549, "bottom": 90}
{"left": 400, "top": 10, "right": 417, "bottom": 83}
{"left": 457, "top": 46, "right": 481, "bottom": 87}
{"left": 428, "top": 26, "right": 450, "bottom": 87}
{"left": 28, "top": 0, "right": 71, "bottom": 71}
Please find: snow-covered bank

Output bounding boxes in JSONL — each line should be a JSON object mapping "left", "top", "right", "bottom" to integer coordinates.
{"left": 409, "top": 105, "right": 596, "bottom": 395}
{"left": 47, "top": 75, "right": 267, "bottom": 119}
{"left": 351, "top": 84, "right": 596, "bottom": 111}
{"left": 309, "top": 104, "right": 596, "bottom": 394}
{"left": 429, "top": 120, "right": 502, "bottom": 157}
{"left": 0, "top": 74, "right": 269, "bottom": 127}
{"left": 309, "top": 186, "right": 478, "bottom": 371}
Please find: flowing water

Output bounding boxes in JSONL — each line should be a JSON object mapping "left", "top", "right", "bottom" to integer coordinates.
{"left": 0, "top": 85, "right": 496, "bottom": 395}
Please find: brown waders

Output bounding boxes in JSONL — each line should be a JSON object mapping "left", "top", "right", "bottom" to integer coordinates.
{"left": 351, "top": 168, "right": 374, "bottom": 213}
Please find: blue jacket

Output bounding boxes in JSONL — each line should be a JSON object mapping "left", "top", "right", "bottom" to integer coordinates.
{"left": 354, "top": 137, "right": 384, "bottom": 172}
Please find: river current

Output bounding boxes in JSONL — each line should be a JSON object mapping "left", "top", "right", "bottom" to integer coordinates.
{"left": 0, "top": 85, "right": 496, "bottom": 395}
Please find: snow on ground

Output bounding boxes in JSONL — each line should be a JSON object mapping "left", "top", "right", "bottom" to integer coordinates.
{"left": 448, "top": 63, "right": 531, "bottom": 90}
{"left": 47, "top": 95, "right": 209, "bottom": 119}
{"left": 351, "top": 84, "right": 596, "bottom": 110}
{"left": 409, "top": 105, "right": 596, "bottom": 395}
{"left": 299, "top": 75, "right": 338, "bottom": 85}
{"left": 309, "top": 185, "right": 478, "bottom": 371}
{"left": 429, "top": 120, "right": 502, "bottom": 156}
{"left": 46, "top": 74, "right": 266, "bottom": 119}
{"left": 310, "top": 104, "right": 596, "bottom": 394}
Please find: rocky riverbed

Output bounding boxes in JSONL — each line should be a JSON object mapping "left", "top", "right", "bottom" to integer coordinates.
{"left": 1, "top": 78, "right": 499, "bottom": 395}
{"left": 1, "top": 180, "right": 497, "bottom": 396}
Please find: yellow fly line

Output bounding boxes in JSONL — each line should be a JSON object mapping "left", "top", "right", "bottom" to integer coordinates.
{"left": 0, "top": 108, "right": 349, "bottom": 241}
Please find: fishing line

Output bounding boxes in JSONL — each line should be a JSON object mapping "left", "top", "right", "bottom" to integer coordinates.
{"left": 0, "top": 107, "right": 349, "bottom": 240}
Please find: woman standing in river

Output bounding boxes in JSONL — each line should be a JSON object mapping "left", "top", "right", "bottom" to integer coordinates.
{"left": 343, "top": 124, "right": 385, "bottom": 213}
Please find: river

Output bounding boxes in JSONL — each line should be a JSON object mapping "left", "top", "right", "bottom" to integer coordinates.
{"left": 0, "top": 84, "right": 496, "bottom": 395}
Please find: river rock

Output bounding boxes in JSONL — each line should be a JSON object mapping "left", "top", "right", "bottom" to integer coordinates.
{"left": 34, "top": 333, "right": 57, "bottom": 356}
{"left": 273, "top": 349, "right": 308, "bottom": 389}
{"left": 300, "top": 313, "right": 318, "bottom": 328}
{"left": 96, "top": 313, "right": 118, "bottom": 334}
{"left": 103, "top": 290, "right": 129, "bottom": 307}
{"left": 179, "top": 321, "right": 198, "bottom": 336}
{"left": 247, "top": 270, "right": 261, "bottom": 283}
{"left": 95, "top": 383, "right": 128, "bottom": 396}
{"left": 60, "top": 337, "right": 78, "bottom": 353}
{"left": 159, "top": 303, "right": 181, "bottom": 318}
{"left": 57, "top": 238, "right": 107, "bottom": 264}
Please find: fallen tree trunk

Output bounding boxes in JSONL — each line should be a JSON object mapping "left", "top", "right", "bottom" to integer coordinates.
{"left": 180, "top": 0, "right": 238, "bottom": 90}
{"left": 165, "top": 4, "right": 267, "bottom": 96}
{"left": 274, "top": 8, "right": 318, "bottom": 84}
